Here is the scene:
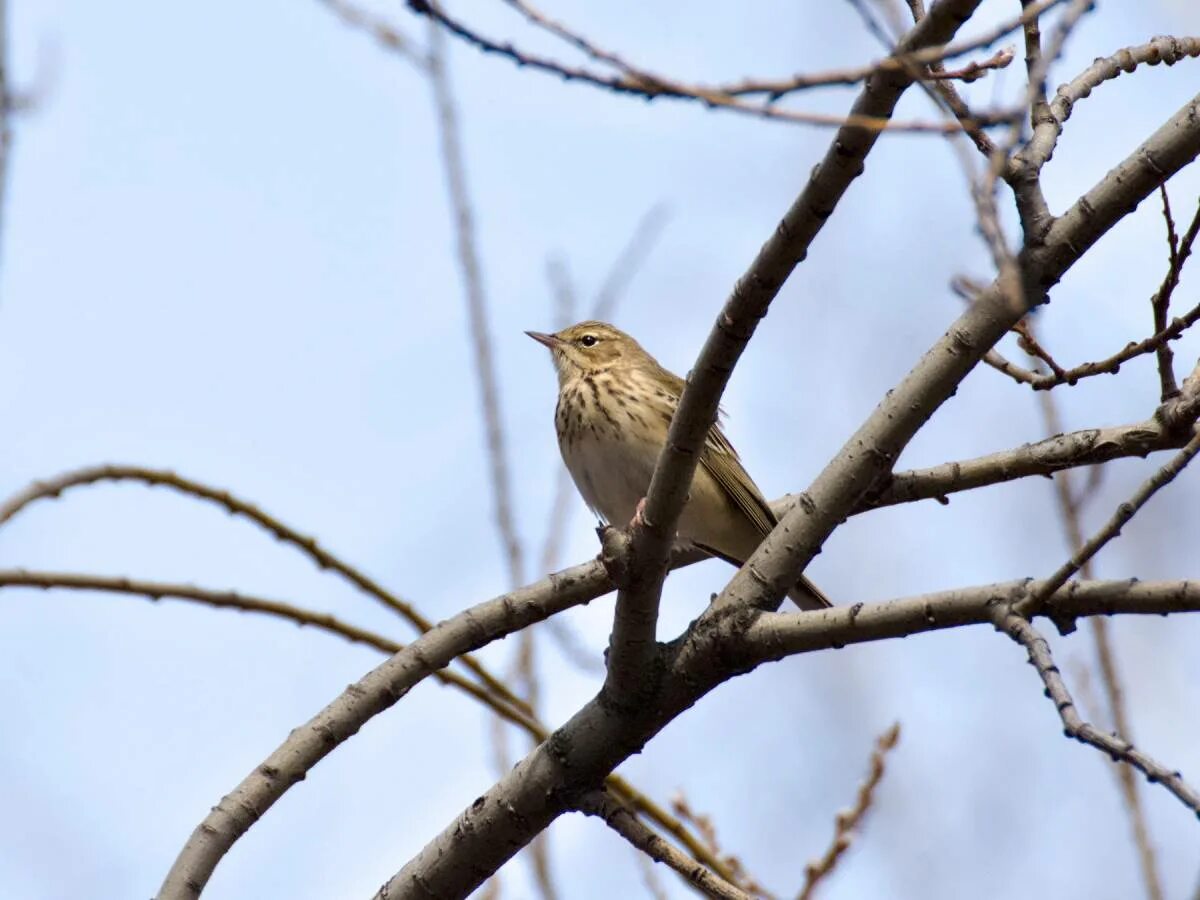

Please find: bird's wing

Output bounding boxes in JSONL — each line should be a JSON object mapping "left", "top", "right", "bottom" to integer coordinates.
{"left": 699, "top": 422, "right": 778, "bottom": 537}
{"left": 648, "top": 360, "right": 774, "bottom": 536}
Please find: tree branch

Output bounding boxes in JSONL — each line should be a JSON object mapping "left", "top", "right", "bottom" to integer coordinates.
{"left": 1050, "top": 36, "right": 1200, "bottom": 131}
{"left": 376, "top": 576, "right": 1200, "bottom": 899}
{"left": 404, "top": 0, "right": 1006, "bottom": 133}
{"left": 315, "top": 0, "right": 427, "bottom": 69}
{"left": 370, "top": 44, "right": 1200, "bottom": 900}
{"left": 860, "top": 412, "right": 1198, "bottom": 509}
{"left": 0, "top": 464, "right": 531, "bottom": 716}
{"left": 997, "top": 614, "right": 1200, "bottom": 817}
{"left": 428, "top": 21, "right": 526, "bottom": 591}
{"left": 0, "top": 569, "right": 540, "bottom": 734}
{"left": 577, "top": 792, "right": 752, "bottom": 900}
{"left": 156, "top": 36, "right": 1200, "bottom": 900}
{"left": 499, "top": 0, "right": 1045, "bottom": 99}
{"left": 711, "top": 87, "right": 1200, "bottom": 621}
{"left": 797, "top": 723, "right": 901, "bottom": 900}
{"left": 603, "top": 0, "right": 991, "bottom": 702}
{"left": 156, "top": 558, "right": 606, "bottom": 900}
{"left": 1014, "top": 428, "right": 1200, "bottom": 620}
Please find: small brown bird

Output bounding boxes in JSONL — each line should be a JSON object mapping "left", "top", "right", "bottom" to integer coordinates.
{"left": 527, "top": 321, "right": 831, "bottom": 610}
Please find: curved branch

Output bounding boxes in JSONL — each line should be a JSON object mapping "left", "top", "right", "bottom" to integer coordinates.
{"left": 709, "top": 87, "right": 1200, "bottom": 620}
{"left": 380, "top": 85, "right": 1200, "bottom": 898}
{"left": 998, "top": 614, "right": 1200, "bottom": 816}
{"left": 406, "top": 0, "right": 1003, "bottom": 133}
{"left": 739, "top": 579, "right": 1200, "bottom": 659}
{"left": 156, "top": 557, "right": 607, "bottom": 899}
{"left": 499, "top": 0, "right": 1044, "bottom": 98}
{"left": 860, "top": 413, "right": 1197, "bottom": 509}
{"left": 798, "top": 723, "right": 901, "bottom": 900}
{"left": 0, "top": 464, "right": 529, "bottom": 715}
{"left": 378, "top": 577, "right": 1200, "bottom": 898}
{"left": 1051, "top": 35, "right": 1200, "bottom": 128}
{"left": 1013, "top": 429, "right": 1200, "bottom": 619}
{"left": 604, "top": 0, "right": 991, "bottom": 699}
{"left": 0, "top": 569, "right": 402, "bottom": 653}
{"left": 577, "top": 793, "right": 751, "bottom": 900}
{"left": 0, "top": 569, "right": 538, "bottom": 732}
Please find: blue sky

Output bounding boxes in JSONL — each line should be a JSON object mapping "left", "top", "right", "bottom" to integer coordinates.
{"left": 2, "top": 1, "right": 1200, "bottom": 897}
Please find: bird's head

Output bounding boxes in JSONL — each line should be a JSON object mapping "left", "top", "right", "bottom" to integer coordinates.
{"left": 526, "top": 321, "right": 646, "bottom": 384}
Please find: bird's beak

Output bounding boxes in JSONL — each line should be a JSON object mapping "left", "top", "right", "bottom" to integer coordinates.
{"left": 525, "top": 330, "right": 560, "bottom": 349}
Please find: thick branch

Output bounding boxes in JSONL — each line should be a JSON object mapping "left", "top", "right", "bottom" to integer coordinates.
{"left": 860, "top": 413, "right": 1197, "bottom": 508}
{"left": 738, "top": 579, "right": 1200, "bottom": 660}
{"left": 709, "top": 88, "right": 1200, "bottom": 618}
{"left": 156, "top": 559, "right": 607, "bottom": 899}
{"left": 603, "top": 0, "right": 990, "bottom": 700}
{"left": 380, "top": 577, "right": 1200, "bottom": 899}
{"left": 375, "top": 86, "right": 1200, "bottom": 898}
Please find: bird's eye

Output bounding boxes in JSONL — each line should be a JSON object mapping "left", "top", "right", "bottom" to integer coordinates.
{"left": 580, "top": 334, "right": 599, "bottom": 347}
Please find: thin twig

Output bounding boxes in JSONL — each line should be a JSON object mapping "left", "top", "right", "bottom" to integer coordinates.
{"left": 1152, "top": 193, "right": 1200, "bottom": 400}
{"left": 860, "top": 415, "right": 1196, "bottom": 510}
{"left": 606, "top": 0, "right": 994, "bottom": 702}
{"left": 0, "top": 569, "right": 541, "bottom": 733}
{"left": 1051, "top": 36, "right": 1200, "bottom": 128}
{"left": 1029, "top": 333, "right": 1163, "bottom": 900}
{"left": 669, "top": 793, "right": 774, "bottom": 898}
{"left": 981, "top": 347, "right": 1040, "bottom": 385}
{"left": 427, "top": 21, "right": 526, "bottom": 591}
{"left": 1154, "top": 187, "right": 1181, "bottom": 399}
{"left": 1013, "top": 317, "right": 1068, "bottom": 381}
{"left": 910, "top": 36, "right": 1000, "bottom": 157}
{"left": 998, "top": 614, "right": 1200, "bottom": 817}
{"left": 509, "top": 0, "right": 1043, "bottom": 99}
{"left": 0, "top": 0, "right": 12, "bottom": 286}
{"left": 0, "top": 464, "right": 532, "bottom": 716}
{"left": 427, "top": 28, "right": 554, "bottom": 894}
{"left": 579, "top": 792, "right": 752, "bottom": 900}
{"left": 928, "top": 46, "right": 1014, "bottom": 82}
{"left": 797, "top": 723, "right": 901, "bottom": 900}
{"left": 406, "top": 0, "right": 1011, "bottom": 134}
{"left": 1031, "top": 298, "right": 1200, "bottom": 390}
{"left": 1014, "top": 429, "right": 1200, "bottom": 620}
{"left": 590, "top": 204, "right": 670, "bottom": 322}
{"left": 635, "top": 851, "right": 672, "bottom": 900}
{"left": 315, "top": 0, "right": 428, "bottom": 68}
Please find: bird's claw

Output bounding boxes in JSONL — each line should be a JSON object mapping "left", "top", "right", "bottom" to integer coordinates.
{"left": 631, "top": 497, "right": 648, "bottom": 529}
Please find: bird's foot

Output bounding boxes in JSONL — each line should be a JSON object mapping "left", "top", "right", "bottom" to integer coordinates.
{"left": 631, "top": 497, "right": 648, "bottom": 529}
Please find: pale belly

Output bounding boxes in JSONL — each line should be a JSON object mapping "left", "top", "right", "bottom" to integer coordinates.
{"left": 560, "top": 428, "right": 760, "bottom": 562}
{"left": 561, "top": 428, "right": 655, "bottom": 527}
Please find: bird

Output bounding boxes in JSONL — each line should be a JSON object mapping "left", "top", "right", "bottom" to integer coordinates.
{"left": 526, "top": 320, "right": 831, "bottom": 611}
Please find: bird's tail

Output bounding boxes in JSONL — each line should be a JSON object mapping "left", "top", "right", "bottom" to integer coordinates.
{"left": 787, "top": 574, "right": 832, "bottom": 611}
{"left": 696, "top": 541, "right": 832, "bottom": 611}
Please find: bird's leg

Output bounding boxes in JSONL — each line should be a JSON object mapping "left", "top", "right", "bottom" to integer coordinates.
{"left": 631, "top": 496, "right": 648, "bottom": 529}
